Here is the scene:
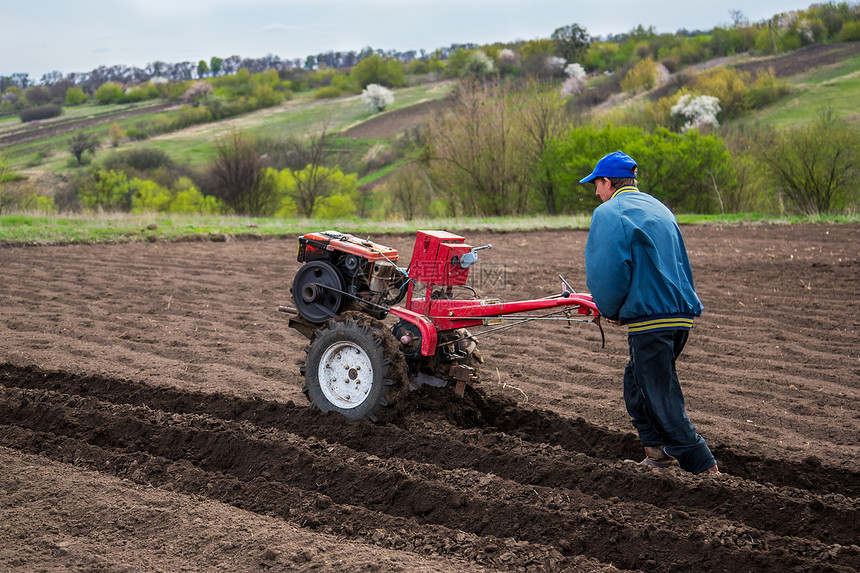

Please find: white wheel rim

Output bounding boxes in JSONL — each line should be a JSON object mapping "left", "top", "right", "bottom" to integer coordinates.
{"left": 318, "top": 341, "right": 374, "bottom": 410}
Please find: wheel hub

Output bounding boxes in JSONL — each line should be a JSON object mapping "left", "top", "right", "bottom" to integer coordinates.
{"left": 318, "top": 341, "right": 374, "bottom": 409}
{"left": 292, "top": 260, "right": 344, "bottom": 323}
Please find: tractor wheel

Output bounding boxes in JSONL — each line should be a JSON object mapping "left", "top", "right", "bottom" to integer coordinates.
{"left": 301, "top": 317, "right": 405, "bottom": 422}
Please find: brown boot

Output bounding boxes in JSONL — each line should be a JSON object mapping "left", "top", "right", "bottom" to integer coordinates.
{"left": 625, "top": 446, "right": 679, "bottom": 469}
{"left": 699, "top": 464, "right": 720, "bottom": 475}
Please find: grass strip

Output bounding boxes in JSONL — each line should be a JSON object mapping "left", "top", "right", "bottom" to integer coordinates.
{"left": 1, "top": 212, "right": 857, "bottom": 246}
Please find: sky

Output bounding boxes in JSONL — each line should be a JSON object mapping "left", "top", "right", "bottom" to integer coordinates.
{"left": 3, "top": 0, "right": 818, "bottom": 80}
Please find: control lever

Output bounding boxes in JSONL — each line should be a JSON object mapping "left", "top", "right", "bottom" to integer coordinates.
{"left": 457, "top": 244, "right": 492, "bottom": 269}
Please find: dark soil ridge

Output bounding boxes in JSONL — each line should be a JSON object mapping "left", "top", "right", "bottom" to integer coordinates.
{"left": 1, "top": 102, "right": 174, "bottom": 146}
{"left": 733, "top": 41, "right": 860, "bottom": 78}
{"left": 0, "top": 424, "right": 576, "bottom": 572}
{"left": 0, "top": 385, "right": 857, "bottom": 573}
{"left": 1, "top": 363, "right": 855, "bottom": 498}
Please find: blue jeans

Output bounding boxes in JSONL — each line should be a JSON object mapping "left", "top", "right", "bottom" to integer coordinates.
{"left": 623, "top": 330, "right": 716, "bottom": 474}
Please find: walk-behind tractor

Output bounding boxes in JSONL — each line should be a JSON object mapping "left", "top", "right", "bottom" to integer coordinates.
{"left": 280, "top": 230, "right": 601, "bottom": 421}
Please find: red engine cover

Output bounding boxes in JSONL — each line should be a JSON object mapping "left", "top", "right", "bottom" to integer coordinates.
{"left": 297, "top": 231, "right": 398, "bottom": 263}
{"left": 408, "top": 230, "right": 473, "bottom": 286}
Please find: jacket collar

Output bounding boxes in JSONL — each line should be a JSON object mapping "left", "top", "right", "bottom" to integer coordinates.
{"left": 609, "top": 185, "right": 639, "bottom": 200}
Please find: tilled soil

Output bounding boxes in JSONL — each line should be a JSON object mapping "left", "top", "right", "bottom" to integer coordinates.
{"left": 0, "top": 224, "right": 858, "bottom": 572}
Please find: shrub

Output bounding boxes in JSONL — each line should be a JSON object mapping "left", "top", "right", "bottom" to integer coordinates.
{"left": 108, "top": 122, "right": 125, "bottom": 147}
{"left": 838, "top": 20, "right": 860, "bottom": 41}
{"left": 25, "top": 86, "right": 51, "bottom": 105}
{"left": 64, "top": 86, "right": 88, "bottom": 105}
{"left": 174, "top": 105, "right": 211, "bottom": 129}
{"left": 693, "top": 67, "right": 749, "bottom": 117}
{"left": 102, "top": 148, "right": 173, "bottom": 173}
{"left": 753, "top": 110, "right": 860, "bottom": 214}
{"left": 361, "top": 84, "right": 394, "bottom": 113}
{"left": 125, "top": 128, "right": 149, "bottom": 141}
{"left": 313, "top": 192, "right": 357, "bottom": 219}
{"left": 314, "top": 86, "right": 343, "bottom": 99}
{"left": 94, "top": 82, "right": 124, "bottom": 104}
{"left": 79, "top": 169, "right": 131, "bottom": 211}
{"left": 19, "top": 104, "right": 62, "bottom": 123}
{"left": 620, "top": 58, "right": 658, "bottom": 93}
{"left": 745, "top": 68, "right": 790, "bottom": 108}
{"left": 542, "top": 124, "right": 736, "bottom": 213}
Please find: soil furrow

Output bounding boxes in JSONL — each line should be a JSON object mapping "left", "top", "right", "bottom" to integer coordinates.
{"left": 1, "top": 225, "right": 859, "bottom": 572}
{"left": 2, "top": 361, "right": 858, "bottom": 544}
{"left": 0, "top": 382, "right": 857, "bottom": 572}
{"left": 0, "top": 424, "right": 572, "bottom": 572}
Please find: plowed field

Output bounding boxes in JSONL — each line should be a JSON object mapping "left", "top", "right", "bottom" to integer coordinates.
{"left": 1, "top": 224, "right": 858, "bottom": 572}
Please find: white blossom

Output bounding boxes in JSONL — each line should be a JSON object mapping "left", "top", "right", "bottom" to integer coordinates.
{"left": 799, "top": 20, "right": 815, "bottom": 42}
{"left": 545, "top": 56, "right": 567, "bottom": 75}
{"left": 564, "top": 63, "right": 586, "bottom": 80}
{"left": 463, "top": 50, "right": 494, "bottom": 78}
{"left": 655, "top": 63, "right": 670, "bottom": 85}
{"left": 497, "top": 48, "right": 518, "bottom": 66}
{"left": 560, "top": 75, "right": 586, "bottom": 97}
{"left": 361, "top": 83, "right": 394, "bottom": 113}
{"left": 670, "top": 94, "right": 721, "bottom": 132}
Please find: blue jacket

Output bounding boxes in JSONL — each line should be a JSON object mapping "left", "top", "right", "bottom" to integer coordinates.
{"left": 584, "top": 186, "right": 703, "bottom": 334}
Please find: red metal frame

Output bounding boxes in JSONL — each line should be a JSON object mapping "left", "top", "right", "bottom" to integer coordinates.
{"left": 297, "top": 230, "right": 600, "bottom": 357}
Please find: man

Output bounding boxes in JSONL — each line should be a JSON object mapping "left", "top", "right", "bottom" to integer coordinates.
{"left": 581, "top": 151, "right": 719, "bottom": 475}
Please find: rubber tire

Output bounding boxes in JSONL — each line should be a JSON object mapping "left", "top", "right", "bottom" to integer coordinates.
{"left": 301, "top": 318, "right": 394, "bottom": 422}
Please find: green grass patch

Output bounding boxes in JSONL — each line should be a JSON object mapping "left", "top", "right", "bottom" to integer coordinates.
{"left": 357, "top": 159, "right": 405, "bottom": 186}
{"left": 732, "top": 54, "right": 860, "bottom": 130}
{"left": 1, "top": 211, "right": 857, "bottom": 246}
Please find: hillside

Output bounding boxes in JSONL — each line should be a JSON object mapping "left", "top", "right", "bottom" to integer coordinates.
{"left": 1, "top": 34, "right": 859, "bottom": 220}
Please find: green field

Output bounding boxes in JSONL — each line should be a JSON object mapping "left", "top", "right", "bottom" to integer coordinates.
{"left": 3, "top": 82, "right": 453, "bottom": 172}
{"left": 734, "top": 53, "right": 860, "bottom": 130}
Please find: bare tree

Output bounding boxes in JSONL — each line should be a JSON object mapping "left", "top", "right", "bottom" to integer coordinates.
{"left": 516, "top": 80, "right": 568, "bottom": 214}
{"left": 386, "top": 164, "right": 430, "bottom": 220}
{"left": 424, "top": 80, "right": 534, "bottom": 216}
{"left": 288, "top": 126, "right": 335, "bottom": 217}
{"left": 208, "top": 129, "right": 277, "bottom": 216}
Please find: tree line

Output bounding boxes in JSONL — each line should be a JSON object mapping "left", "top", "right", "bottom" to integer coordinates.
{"left": 1, "top": 2, "right": 858, "bottom": 218}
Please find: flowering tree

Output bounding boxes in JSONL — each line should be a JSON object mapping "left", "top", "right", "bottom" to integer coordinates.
{"left": 462, "top": 50, "right": 494, "bottom": 79}
{"left": 671, "top": 94, "right": 722, "bottom": 132}
{"left": 561, "top": 63, "right": 587, "bottom": 96}
{"left": 544, "top": 56, "right": 567, "bottom": 76}
{"left": 361, "top": 83, "right": 394, "bottom": 113}
{"left": 497, "top": 49, "right": 517, "bottom": 66}
{"left": 497, "top": 48, "right": 518, "bottom": 76}
{"left": 182, "top": 81, "right": 212, "bottom": 106}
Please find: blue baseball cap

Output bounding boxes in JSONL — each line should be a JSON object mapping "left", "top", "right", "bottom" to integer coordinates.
{"left": 579, "top": 151, "right": 638, "bottom": 184}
